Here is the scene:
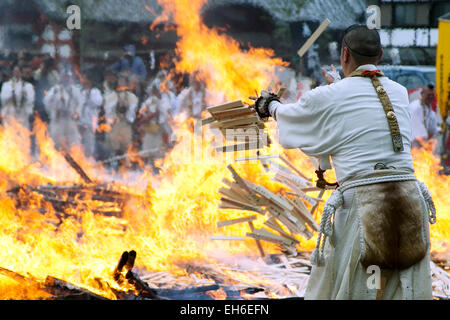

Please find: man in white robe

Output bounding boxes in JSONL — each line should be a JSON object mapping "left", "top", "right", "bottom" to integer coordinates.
{"left": 254, "top": 25, "right": 435, "bottom": 300}
{"left": 176, "top": 73, "right": 207, "bottom": 119}
{"left": 44, "top": 73, "right": 82, "bottom": 149}
{"left": 0, "top": 65, "right": 35, "bottom": 130}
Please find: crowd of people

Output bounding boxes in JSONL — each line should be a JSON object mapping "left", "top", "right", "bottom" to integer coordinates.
{"left": 0, "top": 45, "right": 210, "bottom": 171}
{"left": 0, "top": 44, "right": 448, "bottom": 173}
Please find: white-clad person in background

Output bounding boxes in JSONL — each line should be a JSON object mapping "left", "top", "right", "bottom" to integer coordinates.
{"left": 175, "top": 72, "right": 207, "bottom": 119}
{"left": 156, "top": 79, "right": 174, "bottom": 148}
{"left": 44, "top": 72, "right": 82, "bottom": 149}
{"left": 138, "top": 82, "right": 162, "bottom": 152}
{"left": 408, "top": 83, "right": 441, "bottom": 149}
{"left": 0, "top": 64, "right": 35, "bottom": 130}
{"left": 103, "top": 75, "right": 138, "bottom": 162}
{"left": 77, "top": 71, "right": 103, "bottom": 158}
{"left": 253, "top": 25, "right": 436, "bottom": 300}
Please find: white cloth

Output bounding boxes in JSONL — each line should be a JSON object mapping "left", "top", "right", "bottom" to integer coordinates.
{"left": 78, "top": 87, "right": 103, "bottom": 157}
{"left": 408, "top": 99, "right": 439, "bottom": 141}
{"left": 158, "top": 93, "right": 172, "bottom": 125}
{"left": 269, "top": 64, "right": 414, "bottom": 184}
{"left": 44, "top": 84, "right": 81, "bottom": 148}
{"left": 0, "top": 78, "right": 35, "bottom": 129}
{"left": 304, "top": 178, "right": 432, "bottom": 300}
{"left": 78, "top": 87, "right": 103, "bottom": 132}
{"left": 141, "top": 96, "right": 162, "bottom": 151}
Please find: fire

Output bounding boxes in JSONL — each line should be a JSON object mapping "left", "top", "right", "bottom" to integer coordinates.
{"left": 153, "top": 0, "right": 287, "bottom": 104}
{"left": 410, "top": 140, "right": 450, "bottom": 253}
{"left": 0, "top": 0, "right": 448, "bottom": 300}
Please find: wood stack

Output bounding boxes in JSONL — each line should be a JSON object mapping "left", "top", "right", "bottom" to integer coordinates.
{"left": 211, "top": 160, "right": 324, "bottom": 256}
{"left": 4, "top": 151, "right": 135, "bottom": 224}
{"left": 202, "top": 88, "right": 286, "bottom": 153}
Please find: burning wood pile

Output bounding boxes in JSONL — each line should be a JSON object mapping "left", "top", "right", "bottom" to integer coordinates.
{"left": 5, "top": 152, "right": 130, "bottom": 223}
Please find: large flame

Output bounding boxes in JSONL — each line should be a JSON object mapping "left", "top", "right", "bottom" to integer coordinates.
{"left": 152, "top": 0, "right": 287, "bottom": 103}
{"left": 0, "top": 0, "right": 448, "bottom": 300}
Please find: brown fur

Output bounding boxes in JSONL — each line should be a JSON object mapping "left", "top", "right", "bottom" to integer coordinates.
{"left": 357, "top": 181, "right": 428, "bottom": 270}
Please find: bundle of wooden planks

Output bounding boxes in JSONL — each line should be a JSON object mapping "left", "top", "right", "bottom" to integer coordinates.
{"left": 211, "top": 159, "right": 324, "bottom": 256}
{"left": 202, "top": 88, "right": 286, "bottom": 153}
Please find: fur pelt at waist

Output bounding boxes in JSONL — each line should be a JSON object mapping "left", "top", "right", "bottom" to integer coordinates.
{"left": 356, "top": 181, "right": 428, "bottom": 270}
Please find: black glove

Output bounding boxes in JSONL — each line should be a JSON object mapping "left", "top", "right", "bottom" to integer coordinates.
{"left": 253, "top": 90, "right": 280, "bottom": 118}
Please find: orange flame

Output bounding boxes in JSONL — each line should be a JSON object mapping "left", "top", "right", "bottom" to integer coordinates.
{"left": 153, "top": 0, "right": 287, "bottom": 103}
{"left": 0, "top": 0, "right": 448, "bottom": 300}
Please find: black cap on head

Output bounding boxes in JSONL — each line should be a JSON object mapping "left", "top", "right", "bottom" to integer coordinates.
{"left": 342, "top": 25, "right": 382, "bottom": 64}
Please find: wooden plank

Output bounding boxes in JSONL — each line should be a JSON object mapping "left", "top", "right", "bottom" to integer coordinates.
{"left": 264, "top": 218, "right": 300, "bottom": 244}
{"left": 222, "top": 178, "right": 233, "bottom": 187}
{"left": 220, "top": 197, "right": 264, "bottom": 214}
{"left": 227, "top": 166, "right": 265, "bottom": 206}
{"left": 292, "top": 197, "right": 320, "bottom": 231}
{"left": 301, "top": 186, "right": 323, "bottom": 192}
{"left": 229, "top": 183, "right": 263, "bottom": 206}
{"left": 62, "top": 152, "right": 93, "bottom": 184}
{"left": 207, "top": 100, "right": 244, "bottom": 114}
{"left": 247, "top": 228, "right": 298, "bottom": 247}
{"left": 297, "top": 18, "right": 331, "bottom": 57}
{"left": 279, "top": 155, "right": 310, "bottom": 180}
{"left": 218, "top": 187, "right": 253, "bottom": 204}
{"left": 210, "top": 236, "right": 246, "bottom": 241}
{"left": 234, "top": 154, "right": 279, "bottom": 162}
{"left": 267, "top": 205, "right": 303, "bottom": 235}
{"left": 227, "top": 165, "right": 253, "bottom": 195}
{"left": 210, "top": 115, "right": 261, "bottom": 129}
{"left": 276, "top": 87, "right": 286, "bottom": 98}
{"left": 212, "top": 107, "right": 255, "bottom": 120}
{"left": 310, "top": 189, "right": 325, "bottom": 216}
{"left": 248, "top": 221, "right": 266, "bottom": 258}
{"left": 217, "top": 215, "right": 257, "bottom": 228}
{"left": 218, "top": 203, "right": 245, "bottom": 210}
{"left": 201, "top": 117, "right": 216, "bottom": 126}
{"left": 275, "top": 169, "right": 311, "bottom": 188}
{"left": 250, "top": 184, "right": 293, "bottom": 211}
{"left": 216, "top": 141, "right": 265, "bottom": 153}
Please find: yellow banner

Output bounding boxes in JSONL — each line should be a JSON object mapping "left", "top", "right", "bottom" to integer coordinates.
{"left": 436, "top": 18, "right": 450, "bottom": 121}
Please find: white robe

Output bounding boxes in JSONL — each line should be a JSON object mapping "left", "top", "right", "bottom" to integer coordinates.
{"left": 44, "top": 84, "right": 81, "bottom": 148}
{"left": 140, "top": 96, "right": 162, "bottom": 151}
{"left": 270, "top": 64, "right": 414, "bottom": 184}
{"left": 270, "top": 64, "right": 432, "bottom": 300}
{"left": 1, "top": 78, "right": 35, "bottom": 130}
{"left": 408, "top": 99, "right": 439, "bottom": 142}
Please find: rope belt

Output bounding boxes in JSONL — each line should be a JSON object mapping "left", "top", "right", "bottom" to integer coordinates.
{"left": 310, "top": 174, "right": 437, "bottom": 266}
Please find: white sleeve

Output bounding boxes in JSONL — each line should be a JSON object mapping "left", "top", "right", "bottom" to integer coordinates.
{"left": 126, "top": 93, "right": 138, "bottom": 123}
{"left": 270, "top": 90, "right": 338, "bottom": 158}
{"left": 24, "top": 83, "right": 35, "bottom": 116}
{"left": 1, "top": 82, "right": 13, "bottom": 105}
{"left": 175, "top": 89, "right": 189, "bottom": 114}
